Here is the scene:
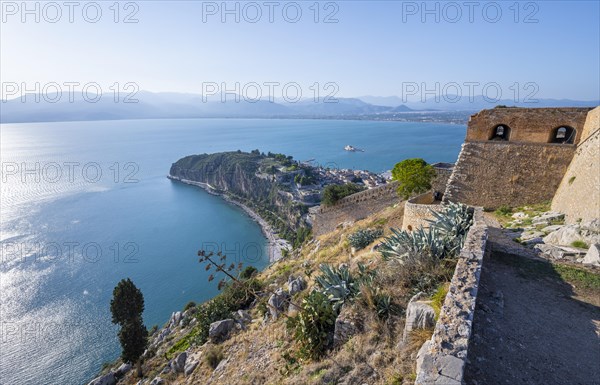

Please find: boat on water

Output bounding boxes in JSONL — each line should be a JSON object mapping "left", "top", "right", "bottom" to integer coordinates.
{"left": 344, "top": 145, "right": 365, "bottom": 152}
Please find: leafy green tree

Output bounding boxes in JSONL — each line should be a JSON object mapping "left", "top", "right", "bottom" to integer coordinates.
{"left": 110, "top": 278, "right": 147, "bottom": 377}
{"left": 110, "top": 278, "right": 144, "bottom": 325}
{"left": 391, "top": 158, "right": 435, "bottom": 199}
{"left": 118, "top": 318, "right": 148, "bottom": 371}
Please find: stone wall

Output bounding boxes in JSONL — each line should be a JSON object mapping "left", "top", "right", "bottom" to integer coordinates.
{"left": 466, "top": 107, "right": 591, "bottom": 143}
{"left": 580, "top": 106, "right": 600, "bottom": 141}
{"left": 444, "top": 141, "right": 575, "bottom": 209}
{"left": 402, "top": 193, "right": 442, "bottom": 230}
{"left": 551, "top": 107, "right": 600, "bottom": 223}
{"left": 415, "top": 208, "right": 489, "bottom": 385}
{"left": 310, "top": 182, "right": 400, "bottom": 237}
{"left": 431, "top": 163, "right": 453, "bottom": 197}
{"left": 311, "top": 166, "right": 453, "bottom": 237}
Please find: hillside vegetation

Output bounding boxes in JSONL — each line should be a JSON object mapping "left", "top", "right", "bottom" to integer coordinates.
{"left": 112, "top": 200, "right": 476, "bottom": 385}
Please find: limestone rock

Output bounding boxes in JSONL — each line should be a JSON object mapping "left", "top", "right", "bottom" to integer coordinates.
{"left": 541, "top": 225, "right": 563, "bottom": 233}
{"left": 402, "top": 292, "right": 436, "bottom": 343}
{"left": 167, "top": 311, "right": 182, "bottom": 329}
{"left": 534, "top": 243, "right": 587, "bottom": 260}
{"left": 287, "top": 276, "right": 306, "bottom": 295}
{"left": 582, "top": 244, "right": 600, "bottom": 266}
{"left": 532, "top": 212, "right": 564, "bottom": 226}
{"left": 170, "top": 351, "right": 187, "bottom": 373}
{"left": 149, "top": 377, "right": 165, "bottom": 385}
{"left": 333, "top": 306, "right": 363, "bottom": 348}
{"left": 184, "top": 359, "right": 199, "bottom": 376}
{"left": 267, "top": 288, "right": 289, "bottom": 320}
{"left": 114, "top": 362, "right": 131, "bottom": 378}
{"left": 87, "top": 372, "right": 116, "bottom": 385}
{"left": 209, "top": 319, "right": 235, "bottom": 342}
{"left": 520, "top": 231, "right": 545, "bottom": 241}
{"left": 233, "top": 309, "right": 252, "bottom": 325}
{"left": 437, "top": 354, "right": 465, "bottom": 383}
{"left": 415, "top": 340, "right": 431, "bottom": 375}
{"left": 544, "top": 220, "right": 600, "bottom": 247}
{"left": 511, "top": 212, "right": 528, "bottom": 219}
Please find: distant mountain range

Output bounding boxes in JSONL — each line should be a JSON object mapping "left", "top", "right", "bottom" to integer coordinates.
{"left": 358, "top": 95, "right": 600, "bottom": 110}
{"left": 1, "top": 91, "right": 597, "bottom": 123}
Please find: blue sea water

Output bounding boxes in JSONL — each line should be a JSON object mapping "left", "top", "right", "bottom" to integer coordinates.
{"left": 0, "top": 118, "right": 465, "bottom": 384}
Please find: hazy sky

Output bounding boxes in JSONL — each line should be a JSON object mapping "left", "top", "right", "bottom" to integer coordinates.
{"left": 1, "top": 0, "right": 599, "bottom": 101}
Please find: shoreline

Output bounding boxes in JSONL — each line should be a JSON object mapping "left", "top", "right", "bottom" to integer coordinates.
{"left": 167, "top": 175, "right": 290, "bottom": 263}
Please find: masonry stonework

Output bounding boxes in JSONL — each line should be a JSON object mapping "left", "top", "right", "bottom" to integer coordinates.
{"left": 443, "top": 107, "right": 593, "bottom": 209}
{"left": 415, "top": 208, "right": 489, "bottom": 385}
{"left": 402, "top": 193, "right": 442, "bottom": 231}
{"left": 310, "top": 182, "right": 401, "bottom": 236}
{"left": 444, "top": 142, "right": 575, "bottom": 209}
{"left": 551, "top": 107, "right": 600, "bottom": 223}
{"left": 311, "top": 166, "right": 452, "bottom": 237}
{"left": 466, "top": 107, "right": 591, "bottom": 143}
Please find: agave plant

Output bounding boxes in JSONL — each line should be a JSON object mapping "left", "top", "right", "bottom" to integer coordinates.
{"left": 348, "top": 228, "right": 383, "bottom": 250}
{"left": 315, "top": 264, "right": 359, "bottom": 312}
{"left": 379, "top": 226, "right": 446, "bottom": 263}
{"left": 426, "top": 201, "right": 473, "bottom": 252}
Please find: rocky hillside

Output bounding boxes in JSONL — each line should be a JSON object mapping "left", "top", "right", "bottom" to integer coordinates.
{"left": 94, "top": 201, "right": 469, "bottom": 385}
{"left": 169, "top": 151, "right": 311, "bottom": 245}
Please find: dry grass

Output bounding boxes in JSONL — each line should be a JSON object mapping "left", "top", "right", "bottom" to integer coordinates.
{"left": 118, "top": 202, "right": 453, "bottom": 385}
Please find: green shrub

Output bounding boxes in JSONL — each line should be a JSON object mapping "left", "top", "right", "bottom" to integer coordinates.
{"left": 167, "top": 326, "right": 200, "bottom": 358}
{"left": 571, "top": 240, "right": 588, "bottom": 249}
{"left": 391, "top": 158, "right": 436, "bottom": 199}
{"left": 191, "top": 278, "right": 263, "bottom": 345}
{"left": 239, "top": 266, "right": 258, "bottom": 280}
{"left": 287, "top": 291, "right": 336, "bottom": 359}
{"left": 321, "top": 183, "right": 364, "bottom": 206}
{"left": 430, "top": 283, "right": 449, "bottom": 319}
{"left": 220, "top": 278, "right": 263, "bottom": 310}
{"left": 194, "top": 297, "right": 233, "bottom": 345}
{"left": 184, "top": 301, "right": 197, "bottom": 311}
{"left": 348, "top": 228, "right": 383, "bottom": 250}
{"left": 495, "top": 205, "right": 512, "bottom": 216}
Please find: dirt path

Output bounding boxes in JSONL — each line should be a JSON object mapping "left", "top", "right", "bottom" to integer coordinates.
{"left": 463, "top": 222, "right": 600, "bottom": 385}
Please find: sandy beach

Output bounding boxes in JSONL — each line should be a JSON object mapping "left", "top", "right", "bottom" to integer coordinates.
{"left": 167, "top": 175, "right": 290, "bottom": 262}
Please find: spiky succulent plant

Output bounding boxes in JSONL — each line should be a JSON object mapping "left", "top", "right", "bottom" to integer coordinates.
{"left": 380, "top": 201, "right": 473, "bottom": 263}
{"left": 348, "top": 228, "right": 383, "bottom": 250}
{"left": 315, "top": 264, "right": 359, "bottom": 312}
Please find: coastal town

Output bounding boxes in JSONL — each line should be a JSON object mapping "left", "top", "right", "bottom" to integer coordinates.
{"left": 253, "top": 152, "right": 390, "bottom": 206}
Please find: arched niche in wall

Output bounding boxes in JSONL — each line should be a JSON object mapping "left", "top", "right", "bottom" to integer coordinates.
{"left": 489, "top": 124, "right": 511, "bottom": 141}
{"left": 550, "top": 126, "right": 576, "bottom": 144}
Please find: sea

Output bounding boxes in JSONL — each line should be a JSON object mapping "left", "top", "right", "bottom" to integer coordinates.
{"left": 0, "top": 118, "right": 465, "bottom": 384}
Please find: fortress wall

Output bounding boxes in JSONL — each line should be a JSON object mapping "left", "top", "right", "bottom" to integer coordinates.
{"left": 432, "top": 166, "right": 453, "bottom": 195}
{"left": 580, "top": 106, "right": 600, "bottom": 142}
{"left": 443, "top": 141, "right": 575, "bottom": 209}
{"left": 466, "top": 107, "right": 591, "bottom": 143}
{"left": 311, "top": 182, "right": 400, "bottom": 237}
{"left": 311, "top": 168, "right": 452, "bottom": 237}
{"left": 416, "top": 208, "right": 489, "bottom": 385}
{"left": 551, "top": 107, "right": 600, "bottom": 223}
{"left": 401, "top": 192, "right": 443, "bottom": 230}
